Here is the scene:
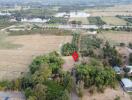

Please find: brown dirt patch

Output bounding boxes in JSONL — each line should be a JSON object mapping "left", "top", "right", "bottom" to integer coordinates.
{"left": 0, "top": 34, "right": 72, "bottom": 80}
{"left": 82, "top": 87, "right": 131, "bottom": 100}
{"left": 62, "top": 56, "right": 75, "bottom": 72}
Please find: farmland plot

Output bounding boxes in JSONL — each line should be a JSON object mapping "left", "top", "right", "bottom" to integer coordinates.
{"left": 101, "top": 16, "right": 127, "bottom": 25}
{"left": 98, "top": 31, "right": 132, "bottom": 44}
{"left": 0, "top": 34, "right": 72, "bottom": 80}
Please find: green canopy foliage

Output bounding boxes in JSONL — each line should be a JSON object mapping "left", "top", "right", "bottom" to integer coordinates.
{"left": 61, "top": 33, "right": 79, "bottom": 56}
{"left": 75, "top": 64, "right": 117, "bottom": 92}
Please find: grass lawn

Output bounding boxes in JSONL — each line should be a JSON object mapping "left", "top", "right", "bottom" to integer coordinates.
{"left": 69, "top": 17, "right": 89, "bottom": 25}
{"left": 101, "top": 16, "right": 127, "bottom": 25}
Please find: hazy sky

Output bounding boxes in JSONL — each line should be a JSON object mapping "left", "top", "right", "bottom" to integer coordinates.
{"left": 0, "top": 0, "right": 132, "bottom": 5}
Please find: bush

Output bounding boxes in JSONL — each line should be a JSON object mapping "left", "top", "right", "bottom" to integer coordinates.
{"left": 129, "top": 53, "right": 132, "bottom": 65}
{"left": 129, "top": 43, "right": 132, "bottom": 49}
{"left": 61, "top": 43, "right": 76, "bottom": 56}
{"left": 114, "top": 96, "right": 120, "bottom": 100}
{"left": 61, "top": 33, "right": 79, "bottom": 56}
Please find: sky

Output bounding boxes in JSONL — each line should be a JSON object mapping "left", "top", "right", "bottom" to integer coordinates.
{"left": 0, "top": 0, "right": 132, "bottom": 5}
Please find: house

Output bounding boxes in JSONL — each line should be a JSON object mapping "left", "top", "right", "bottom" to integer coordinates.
{"left": 121, "top": 78, "right": 132, "bottom": 92}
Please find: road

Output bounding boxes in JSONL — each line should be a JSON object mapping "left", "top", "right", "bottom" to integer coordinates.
{"left": 41, "top": 24, "right": 128, "bottom": 30}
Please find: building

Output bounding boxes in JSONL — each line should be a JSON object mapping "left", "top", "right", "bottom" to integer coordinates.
{"left": 121, "top": 78, "right": 132, "bottom": 92}
{"left": 55, "top": 12, "right": 90, "bottom": 18}
{"left": 0, "top": 91, "right": 25, "bottom": 100}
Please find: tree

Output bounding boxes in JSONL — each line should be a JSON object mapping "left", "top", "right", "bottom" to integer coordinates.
{"left": 123, "top": 67, "right": 130, "bottom": 78}
{"left": 129, "top": 43, "right": 132, "bottom": 49}
{"left": 24, "top": 88, "right": 34, "bottom": 98}
{"left": 32, "top": 64, "right": 52, "bottom": 84}
{"left": 75, "top": 64, "right": 117, "bottom": 92}
{"left": 34, "top": 84, "right": 47, "bottom": 100}
{"left": 61, "top": 43, "right": 76, "bottom": 56}
{"left": 103, "top": 42, "right": 122, "bottom": 66}
{"left": 27, "top": 96, "right": 37, "bottom": 100}
{"left": 62, "top": 72, "right": 74, "bottom": 92}
{"left": 76, "top": 81, "right": 84, "bottom": 97}
{"left": 129, "top": 53, "right": 132, "bottom": 65}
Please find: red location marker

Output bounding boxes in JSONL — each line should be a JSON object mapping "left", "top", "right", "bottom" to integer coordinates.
{"left": 72, "top": 51, "right": 79, "bottom": 62}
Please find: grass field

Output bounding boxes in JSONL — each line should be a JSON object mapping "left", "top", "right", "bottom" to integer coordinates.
{"left": 101, "top": 16, "right": 127, "bottom": 25}
{"left": 98, "top": 31, "right": 132, "bottom": 44}
{"left": 69, "top": 17, "right": 89, "bottom": 25}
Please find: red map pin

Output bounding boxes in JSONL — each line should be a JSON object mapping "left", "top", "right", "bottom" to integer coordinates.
{"left": 72, "top": 51, "right": 79, "bottom": 62}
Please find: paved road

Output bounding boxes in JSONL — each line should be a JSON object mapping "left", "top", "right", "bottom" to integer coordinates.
{"left": 42, "top": 24, "right": 128, "bottom": 30}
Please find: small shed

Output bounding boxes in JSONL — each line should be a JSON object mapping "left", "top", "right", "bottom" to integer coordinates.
{"left": 121, "top": 78, "right": 132, "bottom": 92}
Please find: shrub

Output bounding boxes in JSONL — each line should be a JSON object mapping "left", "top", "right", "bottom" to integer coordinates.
{"left": 61, "top": 33, "right": 79, "bottom": 56}
{"left": 129, "top": 53, "right": 132, "bottom": 65}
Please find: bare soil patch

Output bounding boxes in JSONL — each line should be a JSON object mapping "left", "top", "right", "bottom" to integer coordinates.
{"left": 0, "top": 34, "right": 72, "bottom": 80}
{"left": 82, "top": 87, "right": 131, "bottom": 100}
{"left": 98, "top": 31, "right": 132, "bottom": 44}
{"left": 62, "top": 56, "right": 75, "bottom": 72}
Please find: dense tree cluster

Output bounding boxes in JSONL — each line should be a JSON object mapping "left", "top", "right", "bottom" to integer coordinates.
{"left": 102, "top": 42, "right": 122, "bottom": 66}
{"left": 111, "top": 26, "right": 132, "bottom": 32}
{"left": 61, "top": 33, "right": 79, "bottom": 56}
{"left": 80, "top": 35, "right": 122, "bottom": 67}
{"left": 129, "top": 53, "right": 132, "bottom": 65}
{"left": 129, "top": 43, "right": 132, "bottom": 49}
{"left": 22, "top": 52, "right": 74, "bottom": 100}
{"left": 47, "top": 17, "right": 67, "bottom": 24}
{"left": 80, "top": 35, "right": 102, "bottom": 57}
{"left": 0, "top": 52, "right": 74, "bottom": 100}
{"left": 75, "top": 64, "right": 117, "bottom": 93}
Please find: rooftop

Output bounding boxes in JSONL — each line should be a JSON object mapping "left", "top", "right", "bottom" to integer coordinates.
{"left": 121, "top": 78, "right": 132, "bottom": 88}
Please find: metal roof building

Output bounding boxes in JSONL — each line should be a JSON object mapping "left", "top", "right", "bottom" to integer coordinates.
{"left": 121, "top": 78, "right": 132, "bottom": 92}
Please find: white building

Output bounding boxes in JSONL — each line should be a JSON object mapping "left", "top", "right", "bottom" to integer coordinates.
{"left": 55, "top": 12, "right": 90, "bottom": 18}
{"left": 21, "top": 18, "right": 49, "bottom": 23}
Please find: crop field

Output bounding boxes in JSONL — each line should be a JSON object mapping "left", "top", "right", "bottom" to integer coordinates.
{"left": 69, "top": 17, "right": 89, "bottom": 25}
{"left": 0, "top": 34, "right": 72, "bottom": 80}
{"left": 8, "top": 28, "right": 72, "bottom": 36}
{"left": 98, "top": 31, "right": 132, "bottom": 44}
{"left": 84, "top": 4, "right": 132, "bottom": 16}
{"left": 101, "top": 16, "right": 127, "bottom": 25}
{"left": 88, "top": 17, "right": 105, "bottom": 25}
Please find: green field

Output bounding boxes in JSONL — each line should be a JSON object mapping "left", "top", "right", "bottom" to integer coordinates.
{"left": 88, "top": 17, "right": 106, "bottom": 25}
{"left": 69, "top": 17, "right": 89, "bottom": 25}
{"left": 101, "top": 16, "right": 127, "bottom": 25}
